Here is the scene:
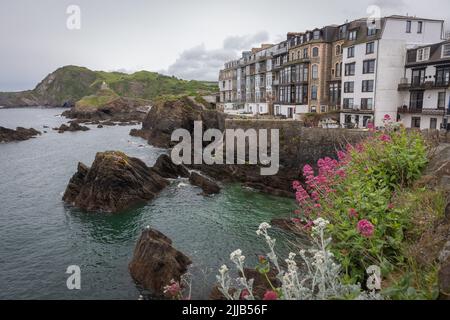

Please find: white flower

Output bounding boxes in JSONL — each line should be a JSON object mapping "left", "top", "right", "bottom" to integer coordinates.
{"left": 289, "top": 252, "right": 296, "bottom": 260}
{"left": 219, "top": 264, "right": 229, "bottom": 275}
{"left": 313, "top": 218, "right": 329, "bottom": 228}
{"left": 257, "top": 222, "right": 271, "bottom": 233}
{"left": 230, "top": 249, "right": 242, "bottom": 261}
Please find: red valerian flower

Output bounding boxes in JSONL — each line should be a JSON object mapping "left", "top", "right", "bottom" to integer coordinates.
{"left": 380, "top": 134, "right": 391, "bottom": 142}
{"left": 348, "top": 208, "right": 358, "bottom": 218}
{"left": 240, "top": 289, "right": 250, "bottom": 300}
{"left": 383, "top": 114, "right": 391, "bottom": 121}
{"left": 263, "top": 290, "right": 278, "bottom": 300}
{"left": 357, "top": 219, "right": 375, "bottom": 238}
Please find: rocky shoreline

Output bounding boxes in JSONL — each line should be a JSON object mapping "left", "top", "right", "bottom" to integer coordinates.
{"left": 0, "top": 126, "right": 41, "bottom": 143}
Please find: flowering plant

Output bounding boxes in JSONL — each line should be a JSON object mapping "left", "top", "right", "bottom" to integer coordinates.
{"left": 216, "top": 220, "right": 382, "bottom": 300}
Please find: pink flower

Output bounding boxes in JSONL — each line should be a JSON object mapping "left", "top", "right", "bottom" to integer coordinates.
{"left": 240, "top": 289, "right": 250, "bottom": 300}
{"left": 314, "top": 203, "right": 321, "bottom": 209}
{"left": 292, "top": 180, "right": 301, "bottom": 190}
{"left": 383, "top": 114, "right": 391, "bottom": 121}
{"left": 337, "top": 150, "right": 347, "bottom": 161}
{"left": 263, "top": 290, "right": 278, "bottom": 300}
{"left": 292, "top": 218, "right": 301, "bottom": 224}
{"left": 380, "top": 134, "right": 391, "bottom": 142}
{"left": 367, "top": 122, "right": 375, "bottom": 130}
{"left": 357, "top": 219, "right": 375, "bottom": 238}
{"left": 164, "top": 280, "right": 181, "bottom": 297}
{"left": 387, "top": 203, "right": 394, "bottom": 210}
{"left": 336, "top": 169, "right": 346, "bottom": 178}
{"left": 303, "top": 165, "right": 314, "bottom": 178}
{"left": 348, "top": 208, "right": 358, "bottom": 218}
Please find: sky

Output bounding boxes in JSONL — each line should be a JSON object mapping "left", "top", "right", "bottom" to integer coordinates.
{"left": 0, "top": 0, "right": 449, "bottom": 91}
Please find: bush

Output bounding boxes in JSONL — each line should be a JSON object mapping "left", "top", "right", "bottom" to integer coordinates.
{"left": 291, "top": 117, "right": 429, "bottom": 282}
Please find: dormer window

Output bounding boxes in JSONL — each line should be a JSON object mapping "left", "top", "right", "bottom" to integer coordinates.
{"left": 442, "top": 44, "right": 450, "bottom": 58}
{"left": 348, "top": 30, "right": 357, "bottom": 41}
{"left": 313, "top": 30, "right": 320, "bottom": 40}
{"left": 417, "top": 47, "right": 430, "bottom": 62}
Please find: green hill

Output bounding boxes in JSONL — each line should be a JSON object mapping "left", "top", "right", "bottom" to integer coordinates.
{"left": 0, "top": 65, "right": 218, "bottom": 108}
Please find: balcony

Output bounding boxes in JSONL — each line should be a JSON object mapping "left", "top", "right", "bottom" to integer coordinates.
{"left": 397, "top": 106, "right": 445, "bottom": 115}
{"left": 341, "top": 106, "right": 374, "bottom": 114}
{"left": 398, "top": 79, "right": 450, "bottom": 91}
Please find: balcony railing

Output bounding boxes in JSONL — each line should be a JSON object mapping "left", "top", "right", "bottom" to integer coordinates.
{"left": 397, "top": 106, "right": 445, "bottom": 115}
{"left": 341, "top": 106, "right": 374, "bottom": 113}
{"left": 398, "top": 80, "right": 450, "bottom": 91}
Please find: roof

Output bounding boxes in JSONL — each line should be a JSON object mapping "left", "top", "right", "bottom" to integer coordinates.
{"left": 386, "top": 15, "right": 444, "bottom": 22}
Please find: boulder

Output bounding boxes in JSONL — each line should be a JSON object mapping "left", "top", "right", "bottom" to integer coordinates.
{"left": 55, "top": 122, "right": 90, "bottom": 133}
{"left": 129, "top": 228, "right": 192, "bottom": 296}
{"left": 189, "top": 172, "right": 220, "bottom": 195}
{"left": 152, "top": 154, "right": 190, "bottom": 179}
{"left": 0, "top": 126, "right": 41, "bottom": 143}
{"left": 62, "top": 151, "right": 169, "bottom": 213}
{"left": 132, "top": 96, "right": 226, "bottom": 148}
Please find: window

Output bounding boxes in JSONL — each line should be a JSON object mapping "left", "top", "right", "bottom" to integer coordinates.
{"left": 313, "top": 30, "right": 320, "bottom": 40}
{"left": 366, "top": 42, "right": 375, "bottom": 54}
{"left": 442, "top": 44, "right": 450, "bottom": 58}
{"left": 335, "top": 45, "right": 341, "bottom": 56}
{"left": 320, "top": 105, "right": 326, "bottom": 112}
{"left": 416, "top": 47, "right": 430, "bottom": 62}
{"left": 328, "top": 83, "right": 340, "bottom": 105}
{"left": 312, "top": 47, "right": 319, "bottom": 57}
{"left": 303, "top": 48, "right": 309, "bottom": 58}
{"left": 335, "top": 63, "right": 342, "bottom": 77}
{"left": 347, "top": 46, "right": 355, "bottom": 58}
{"left": 361, "top": 98, "right": 373, "bottom": 110}
{"left": 410, "top": 91, "right": 424, "bottom": 109}
{"left": 362, "top": 80, "right": 374, "bottom": 92}
{"left": 412, "top": 68, "right": 426, "bottom": 85}
{"left": 367, "top": 27, "right": 376, "bottom": 36}
{"left": 310, "top": 106, "right": 317, "bottom": 113}
{"left": 406, "top": 20, "right": 412, "bottom": 33}
{"left": 343, "top": 98, "right": 354, "bottom": 109}
{"left": 438, "top": 92, "right": 446, "bottom": 109}
{"left": 344, "top": 81, "right": 354, "bottom": 93}
{"left": 311, "top": 85, "right": 318, "bottom": 100}
{"left": 345, "top": 63, "right": 356, "bottom": 76}
{"left": 348, "top": 30, "right": 357, "bottom": 40}
{"left": 312, "top": 65, "right": 319, "bottom": 79}
{"left": 430, "top": 118, "right": 437, "bottom": 130}
{"left": 363, "top": 116, "right": 372, "bottom": 128}
{"left": 417, "top": 21, "right": 423, "bottom": 34}
{"left": 411, "top": 117, "right": 421, "bottom": 128}
{"left": 345, "top": 114, "right": 352, "bottom": 124}
{"left": 363, "top": 60, "right": 376, "bottom": 74}
{"left": 436, "top": 67, "right": 450, "bottom": 86}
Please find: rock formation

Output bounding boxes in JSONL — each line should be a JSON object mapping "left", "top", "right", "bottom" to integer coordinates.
{"left": 130, "top": 96, "right": 226, "bottom": 148}
{"left": 54, "top": 122, "right": 90, "bottom": 133}
{"left": 129, "top": 227, "right": 192, "bottom": 296}
{"left": 62, "top": 151, "right": 169, "bottom": 213}
{"left": 189, "top": 172, "right": 221, "bottom": 195}
{"left": 152, "top": 154, "right": 190, "bottom": 179}
{"left": 0, "top": 126, "right": 41, "bottom": 143}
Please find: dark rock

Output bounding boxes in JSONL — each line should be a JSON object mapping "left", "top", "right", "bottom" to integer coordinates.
{"left": 439, "top": 257, "right": 450, "bottom": 300}
{"left": 189, "top": 172, "right": 220, "bottom": 195}
{"left": 0, "top": 126, "right": 41, "bottom": 143}
{"left": 56, "top": 122, "right": 90, "bottom": 133}
{"left": 97, "top": 124, "right": 103, "bottom": 128}
{"left": 152, "top": 154, "right": 190, "bottom": 179}
{"left": 62, "top": 151, "right": 169, "bottom": 213}
{"left": 129, "top": 228, "right": 192, "bottom": 296}
{"left": 134, "top": 96, "right": 226, "bottom": 148}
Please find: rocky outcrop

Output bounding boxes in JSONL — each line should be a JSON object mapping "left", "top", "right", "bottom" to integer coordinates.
{"left": 129, "top": 227, "right": 192, "bottom": 296}
{"left": 152, "top": 154, "right": 190, "bottom": 179}
{"left": 0, "top": 126, "right": 41, "bottom": 143}
{"left": 189, "top": 172, "right": 220, "bottom": 195}
{"left": 131, "top": 96, "right": 226, "bottom": 148}
{"left": 54, "top": 122, "right": 90, "bottom": 133}
{"left": 62, "top": 151, "right": 169, "bottom": 213}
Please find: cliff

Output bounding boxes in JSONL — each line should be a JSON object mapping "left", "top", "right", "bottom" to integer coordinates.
{"left": 0, "top": 65, "right": 218, "bottom": 108}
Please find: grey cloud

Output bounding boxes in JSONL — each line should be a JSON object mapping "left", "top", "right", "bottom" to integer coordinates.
{"left": 166, "top": 31, "right": 269, "bottom": 81}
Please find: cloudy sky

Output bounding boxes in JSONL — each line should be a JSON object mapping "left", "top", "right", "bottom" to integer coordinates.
{"left": 0, "top": 0, "right": 449, "bottom": 91}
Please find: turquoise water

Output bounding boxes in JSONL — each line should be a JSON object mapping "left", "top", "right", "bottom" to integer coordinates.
{"left": 0, "top": 108, "right": 297, "bottom": 299}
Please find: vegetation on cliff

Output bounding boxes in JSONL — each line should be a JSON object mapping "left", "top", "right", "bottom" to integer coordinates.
{"left": 0, "top": 65, "right": 218, "bottom": 108}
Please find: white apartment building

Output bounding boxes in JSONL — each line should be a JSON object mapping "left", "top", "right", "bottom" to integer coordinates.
{"left": 341, "top": 16, "right": 444, "bottom": 128}
{"left": 398, "top": 40, "right": 450, "bottom": 130}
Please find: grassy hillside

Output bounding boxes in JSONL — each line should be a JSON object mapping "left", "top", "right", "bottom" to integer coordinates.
{"left": 0, "top": 65, "right": 218, "bottom": 107}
